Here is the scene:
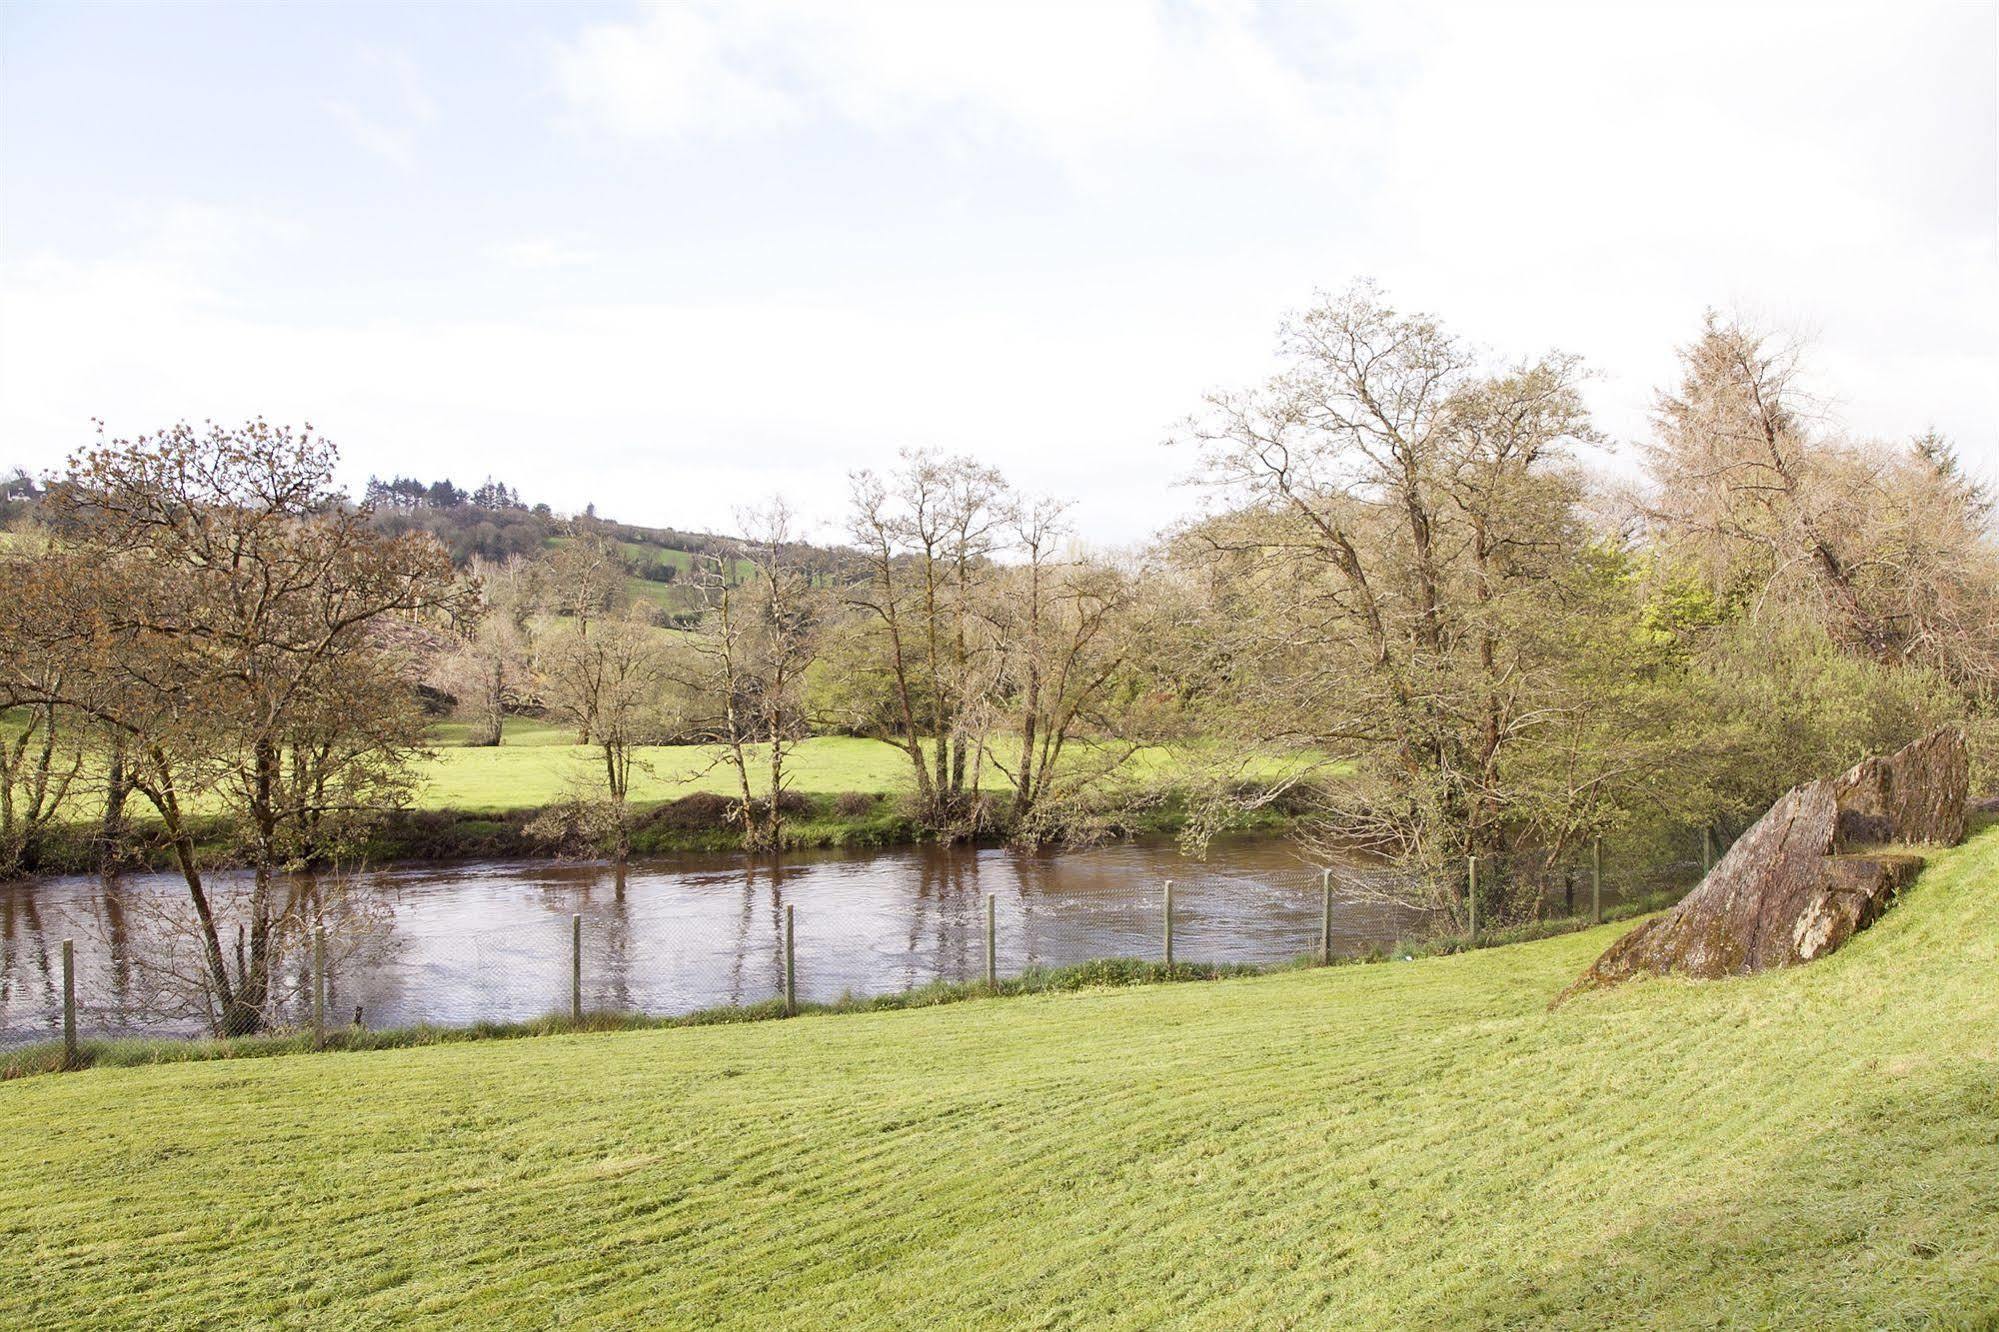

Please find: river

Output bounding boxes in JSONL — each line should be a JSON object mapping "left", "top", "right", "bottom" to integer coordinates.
{"left": 1, "top": 836, "right": 1498, "bottom": 1046}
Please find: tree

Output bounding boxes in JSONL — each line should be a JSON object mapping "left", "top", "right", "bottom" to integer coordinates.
{"left": 442, "top": 554, "right": 540, "bottom": 746}
{"left": 845, "top": 451, "right": 1007, "bottom": 833}
{"left": 0, "top": 544, "right": 87, "bottom": 877}
{"left": 1643, "top": 314, "right": 1999, "bottom": 776}
{"left": 539, "top": 609, "right": 673, "bottom": 864}
{"left": 979, "top": 500, "right": 1139, "bottom": 839}
{"left": 1643, "top": 314, "right": 1893, "bottom": 653}
{"left": 541, "top": 531, "right": 632, "bottom": 743}
{"left": 1175, "top": 283, "right": 1607, "bottom": 920}
{"left": 16, "top": 420, "right": 468, "bottom": 1033}
{"left": 687, "top": 500, "right": 822, "bottom": 851}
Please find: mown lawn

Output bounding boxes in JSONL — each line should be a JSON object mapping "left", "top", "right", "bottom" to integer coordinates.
{"left": 4, "top": 834, "right": 1996, "bottom": 1326}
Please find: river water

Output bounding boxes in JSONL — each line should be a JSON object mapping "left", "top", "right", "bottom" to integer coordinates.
{"left": 1, "top": 837, "right": 1462, "bottom": 1046}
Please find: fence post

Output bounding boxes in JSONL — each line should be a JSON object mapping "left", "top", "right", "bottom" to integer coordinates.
{"left": 1162, "top": 879, "right": 1174, "bottom": 972}
{"left": 61, "top": 939, "right": 76, "bottom": 1070}
{"left": 985, "top": 893, "right": 997, "bottom": 990}
{"left": 311, "top": 926, "right": 326, "bottom": 1051}
{"left": 1590, "top": 840, "right": 1603, "bottom": 926}
{"left": 1319, "top": 868, "right": 1333, "bottom": 965}
{"left": 570, "top": 913, "right": 583, "bottom": 1024}
{"left": 1702, "top": 826, "right": 1714, "bottom": 875}
{"left": 1466, "top": 855, "right": 1478, "bottom": 946}
{"left": 783, "top": 904, "right": 797, "bottom": 1016}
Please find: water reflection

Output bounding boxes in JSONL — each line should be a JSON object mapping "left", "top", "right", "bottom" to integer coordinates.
{"left": 2, "top": 837, "right": 1479, "bottom": 1045}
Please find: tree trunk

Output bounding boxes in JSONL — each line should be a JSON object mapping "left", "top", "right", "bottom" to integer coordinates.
{"left": 100, "top": 739, "right": 130, "bottom": 872}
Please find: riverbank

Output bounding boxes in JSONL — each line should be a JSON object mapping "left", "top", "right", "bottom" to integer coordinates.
{"left": 8, "top": 785, "right": 1303, "bottom": 875}
{"left": 6, "top": 721, "right": 1310, "bottom": 873}
{"left": 6, "top": 831, "right": 1991, "bottom": 1325}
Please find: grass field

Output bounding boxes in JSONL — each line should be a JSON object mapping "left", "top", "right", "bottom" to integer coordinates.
{"left": 5, "top": 832, "right": 1995, "bottom": 1326}
{"left": 419, "top": 720, "right": 921, "bottom": 810}
{"left": 415, "top": 717, "right": 1236, "bottom": 814}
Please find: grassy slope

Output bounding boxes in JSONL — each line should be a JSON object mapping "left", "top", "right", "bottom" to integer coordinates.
{"left": 5, "top": 837, "right": 1997, "bottom": 1327}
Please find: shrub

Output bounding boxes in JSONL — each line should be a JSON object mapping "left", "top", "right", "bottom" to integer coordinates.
{"left": 832, "top": 791, "right": 878, "bottom": 819}
{"left": 644, "top": 792, "right": 738, "bottom": 830}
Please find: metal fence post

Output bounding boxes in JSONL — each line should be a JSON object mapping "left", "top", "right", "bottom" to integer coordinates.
{"left": 1466, "top": 855, "right": 1478, "bottom": 945}
{"left": 570, "top": 913, "right": 583, "bottom": 1023}
{"left": 1162, "top": 880, "right": 1174, "bottom": 971}
{"left": 783, "top": 904, "right": 797, "bottom": 1016}
{"left": 1319, "top": 868, "right": 1334, "bottom": 965}
{"left": 61, "top": 939, "right": 76, "bottom": 1070}
{"left": 1591, "top": 839, "right": 1603, "bottom": 926}
{"left": 985, "top": 893, "right": 997, "bottom": 990}
{"left": 312, "top": 926, "right": 326, "bottom": 1050}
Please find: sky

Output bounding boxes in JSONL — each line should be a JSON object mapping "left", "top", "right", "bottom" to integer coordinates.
{"left": 2, "top": 0, "right": 1995, "bottom": 545}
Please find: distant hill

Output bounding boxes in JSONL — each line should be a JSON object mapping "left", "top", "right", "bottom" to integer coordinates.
{"left": 360, "top": 474, "right": 858, "bottom": 616}
{"left": 1, "top": 468, "right": 857, "bottom": 616}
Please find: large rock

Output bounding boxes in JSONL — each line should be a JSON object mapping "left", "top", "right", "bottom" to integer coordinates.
{"left": 1560, "top": 727, "right": 1967, "bottom": 1001}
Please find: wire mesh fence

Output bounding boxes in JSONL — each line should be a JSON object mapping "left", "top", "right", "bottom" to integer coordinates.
{"left": 2, "top": 833, "right": 1718, "bottom": 1057}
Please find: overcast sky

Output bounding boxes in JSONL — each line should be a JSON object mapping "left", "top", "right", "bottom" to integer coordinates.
{"left": 3, "top": 1, "right": 1994, "bottom": 544}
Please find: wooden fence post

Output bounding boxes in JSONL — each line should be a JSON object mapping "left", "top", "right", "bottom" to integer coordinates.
{"left": 1320, "top": 868, "right": 1334, "bottom": 965}
{"left": 61, "top": 939, "right": 76, "bottom": 1070}
{"left": 1466, "top": 855, "right": 1478, "bottom": 945}
{"left": 783, "top": 904, "right": 797, "bottom": 1016}
{"left": 570, "top": 913, "right": 583, "bottom": 1024}
{"left": 985, "top": 894, "right": 997, "bottom": 990}
{"left": 1162, "top": 880, "right": 1174, "bottom": 972}
{"left": 1591, "top": 840, "right": 1603, "bottom": 926}
{"left": 1702, "top": 826, "right": 1714, "bottom": 874}
{"left": 311, "top": 926, "right": 326, "bottom": 1051}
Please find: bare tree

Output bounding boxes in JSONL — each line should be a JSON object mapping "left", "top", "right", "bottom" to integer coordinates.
{"left": 442, "top": 554, "right": 540, "bottom": 746}
{"left": 687, "top": 500, "right": 822, "bottom": 851}
{"left": 1175, "top": 283, "right": 1602, "bottom": 920}
{"left": 544, "top": 529, "right": 629, "bottom": 637}
{"left": 845, "top": 451, "right": 1006, "bottom": 833}
{"left": 1645, "top": 314, "right": 1999, "bottom": 691}
{"left": 11, "top": 420, "right": 468, "bottom": 1033}
{"left": 538, "top": 609, "right": 674, "bottom": 864}
{"left": 980, "top": 500, "right": 1139, "bottom": 838}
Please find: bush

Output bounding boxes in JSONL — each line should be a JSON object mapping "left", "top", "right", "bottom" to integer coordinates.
{"left": 644, "top": 792, "right": 738, "bottom": 830}
{"left": 832, "top": 791, "right": 878, "bottom": 818}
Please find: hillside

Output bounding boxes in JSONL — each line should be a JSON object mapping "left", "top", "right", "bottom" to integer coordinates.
{"left": 3, "top": 829, "right": 1997, "bottom": 1326}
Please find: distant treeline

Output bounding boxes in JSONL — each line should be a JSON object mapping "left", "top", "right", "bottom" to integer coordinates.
{"left": 360, "top": 472, "right": 855, "bottom": 583}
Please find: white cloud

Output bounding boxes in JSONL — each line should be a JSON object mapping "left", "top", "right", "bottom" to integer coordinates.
{"left": 485, "top": 239, "right": 602, "bottom": 271}
{"left": 326, "top": 99, "right": 419, "bottom": 172}
{"left": 551, "top": 0, "right": 1347, "bottom": 176}
{"left": 4, "top": 4, "right": 1992, "bottom": 538}
{"left": 1334, "top": 3, "right": 1999, "bottom": 458}
{"left": 327, "top": 46, "right": 436, "bottom": 173}
{"left": 553, "top": 3, "right": 802, "bottom": 141}
{"left": 0, "top": 227, "right": 1253, "bottom": 541}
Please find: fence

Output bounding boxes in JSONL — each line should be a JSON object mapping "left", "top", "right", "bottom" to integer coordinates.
{"left": 2, "top": 837, "right": 1708, "bottom": 1061}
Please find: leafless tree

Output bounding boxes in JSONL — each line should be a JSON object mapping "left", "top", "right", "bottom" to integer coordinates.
{"left": 9, "top": 420, "right": 469, "bottom": 1033}
{"left": 845, "top": 451, "right": 1007, "bottom": 833}
{"left": 687, "top": 500, "right": 822, "bottom": 851}
{"left": 538, "top": 609, "right": 675, "bottom": 864}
